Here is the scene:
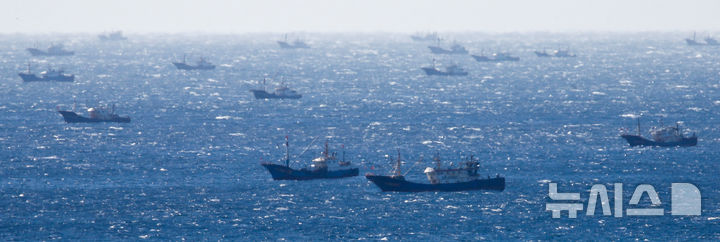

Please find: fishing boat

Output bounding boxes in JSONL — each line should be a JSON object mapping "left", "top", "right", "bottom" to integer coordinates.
{"left": 704, "top": 36, "right": 719, "bottom": 46}
{"left": 410, "top": 32, "right": 439, "bottom": 42}
{"left": 553, "top": 49, "right": 576, "bottom": 57}
{"left": 250, "top": 78, "right": 302, "bottom": 99}
{"left": 18, "top": 64, "right": 74, "bottom": 82}
{"left": 472, "top": 52, "right": 520, "bottom": 62}
{"left": 621, "top": 117, "right": 697, "bottom": 147}
{"left": 57, "top": 104, "right": 130, "bottom": 123}
{"left": 428, "top": 38, "right": 468, "bottom": 54}
{"left": 534, "top": 48, "right": 575, "bottom": 57}
{"left": 98, "top": 31, "right": 128, "bottom": 41}
{"left": 366, "top": 152, "right": 505, "bottom": 192}
{"left": 261, "top": 137, "right": 359, "bottom": 180}
{"left": 26, "top": 43, "right": 74, "bottom": 56}
{"left": 421, "top": 59, "right": 468, "bottom": 76}
{"left": 277, "top": 34, "right": 310, "bottom": 49}
{"left": 172, "top": 55, "right": 216, "bottom": 70}
{"left": 685, "top": 32, "right": 703, "bottom": 46}
{"left": 534, "top": 49, "right": 551, "bottom": 57}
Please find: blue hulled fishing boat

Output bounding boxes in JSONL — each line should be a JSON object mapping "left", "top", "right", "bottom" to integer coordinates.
{"left": 261, "top": 137, "right": 358, "bottom": 180}
{"left": 621, "top": 118, "right": 697, "bottom": 147}
{"left": 366, "top": 152, "right": 505, "bottom": 192}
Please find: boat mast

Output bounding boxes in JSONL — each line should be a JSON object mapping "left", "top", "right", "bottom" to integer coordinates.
{"left": 341, "top": 144, "right": 345, "bottom": 163}
{"left": 394, "top": 149, "right": 402, "bottom": 176}
{"left": 637, "top": 117, "right": 641, "bottom": 136}
{"left": 324, "top": 140, "right": 329, "bottom": 158}
{"left": 285, "top": 136, "right": 290, "bottom": 167}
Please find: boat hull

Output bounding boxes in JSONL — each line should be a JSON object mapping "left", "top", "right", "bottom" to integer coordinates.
{"left": 19, "top": 73, "right": 74, "bottom": 82}
{"left": 621, "top": 134, "right": 697, "bottom": 147}
{"left": 26, "top": 48, "right": 74, "bottom": 56}
{"left": 366, "top": 174, "right": 505, "bottom": 192}
{"left": 261, "top": 163, "right": 359, "bottom": 180}
{"left": 173, "top": 62, "right": 215, "bottom": 70}
{"left": 58, "top": 111, "right": 131, "bottom": 123}
{"left": 251, "top": 90, "right": 302, "bottom": 99}
{"left": 472, "top": 55, "right": 519, "bottom": 62}
{"left": 421, "top": 67, "right": 468, "bottom": 76}
{"left": 427, "top": 46, "right": 467, "bottom": 54}
{"left": 277, "top": 41, "right": 310, "bottom": 49}
{"left": 534, "top": 51, "right": 551, "bottom": 57}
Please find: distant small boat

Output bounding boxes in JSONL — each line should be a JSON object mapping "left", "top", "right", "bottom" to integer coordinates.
{"left": 534, "top": 49, "right": 552, "bottom": 57}
{"left": 26, "top": 43, "right": 74, "bottom": 56}
{"left": 685, "top": 32, "right": 703, "bottom": 46}
{"left": 250, "top": 78, "right": 302, "bottom": 99}
{"left": 421, "top": 59, "right": 468, "bottom": 76}
{"left": 704, "top": 36, "right": 719, "bottom": 46}
{"left": 57, "top": 104, "right": 130, "bottom": 123}
{"left": 554, "top": 49, "right": 575, "bottom": 57}
{"left": 172, "top": 55, "right": 216, "bottom": 70}
{"left": 18, "top": 63, "right": 74, "bottom": 82}
{"left": 277, "top": 34, "right": 310, "bottom": 49}
{"left": 621, "top": 117, "right": 697, "bottom": 147}
{"left": 98, "top": 31, "right": 127, "bottom": 41}
{"left": 428, "top": 41, "right": 468, "bottom": 55}
{"left": 366, "top": 152, "right": 505, "bottom": 192}
{"left": 410, "top": 32, "right": 439, "bottom": 42}
{"left": 472, "top": 52, "right": 520, "bottom": 62}
{"left": 261, "top": 137, "right": 359, "bottom": 180}
{"left": 534, "top": 48, "right": 576, "bottom": 57}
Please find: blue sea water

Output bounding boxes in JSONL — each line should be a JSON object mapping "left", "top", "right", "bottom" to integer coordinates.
{"left": 0, "top": 33, "right": 719, "bottom": 240}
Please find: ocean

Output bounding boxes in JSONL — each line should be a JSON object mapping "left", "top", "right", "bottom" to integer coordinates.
{"left": 1, "top": 33, "right": 719, "bottom": 240}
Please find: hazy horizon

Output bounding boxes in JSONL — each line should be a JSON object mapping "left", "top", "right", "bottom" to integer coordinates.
{"left": 3, "top": 0, "right": 720, "bottom": 34}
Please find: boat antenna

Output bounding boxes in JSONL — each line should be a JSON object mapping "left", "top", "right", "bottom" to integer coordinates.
{"left": 285, "top": 136, "right": 290, "bottom": 167}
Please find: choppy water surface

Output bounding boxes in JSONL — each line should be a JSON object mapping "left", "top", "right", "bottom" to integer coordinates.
{"left": 1, "top": 33, "right": 719, "bottom": 240}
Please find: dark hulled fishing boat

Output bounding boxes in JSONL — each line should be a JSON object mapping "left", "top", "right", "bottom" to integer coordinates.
{"left": 277, "top": 34, "right": 310, "bottom": 49}
{"left": 173, "top": 55, "right": 216, "bottom": 70}
{"left": 250, "top": 78, "right": 302, "bottom": 99}
{"left": 366, "top": 152, "right": 505, "bottom": 192}
{"left": 261, "top": 137, "right": 359, "bottom": 180}
{"left": 621, "top": 118, "right": 697, "bottom": 147}
{"left": 57, "top": 104, "right": 130, "bottom": 123}
{"left": 26, "top": 44, "right": 74, "bottom": 56}
{"left": 421, "top": 59, "right": 468, "bottom": 76}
